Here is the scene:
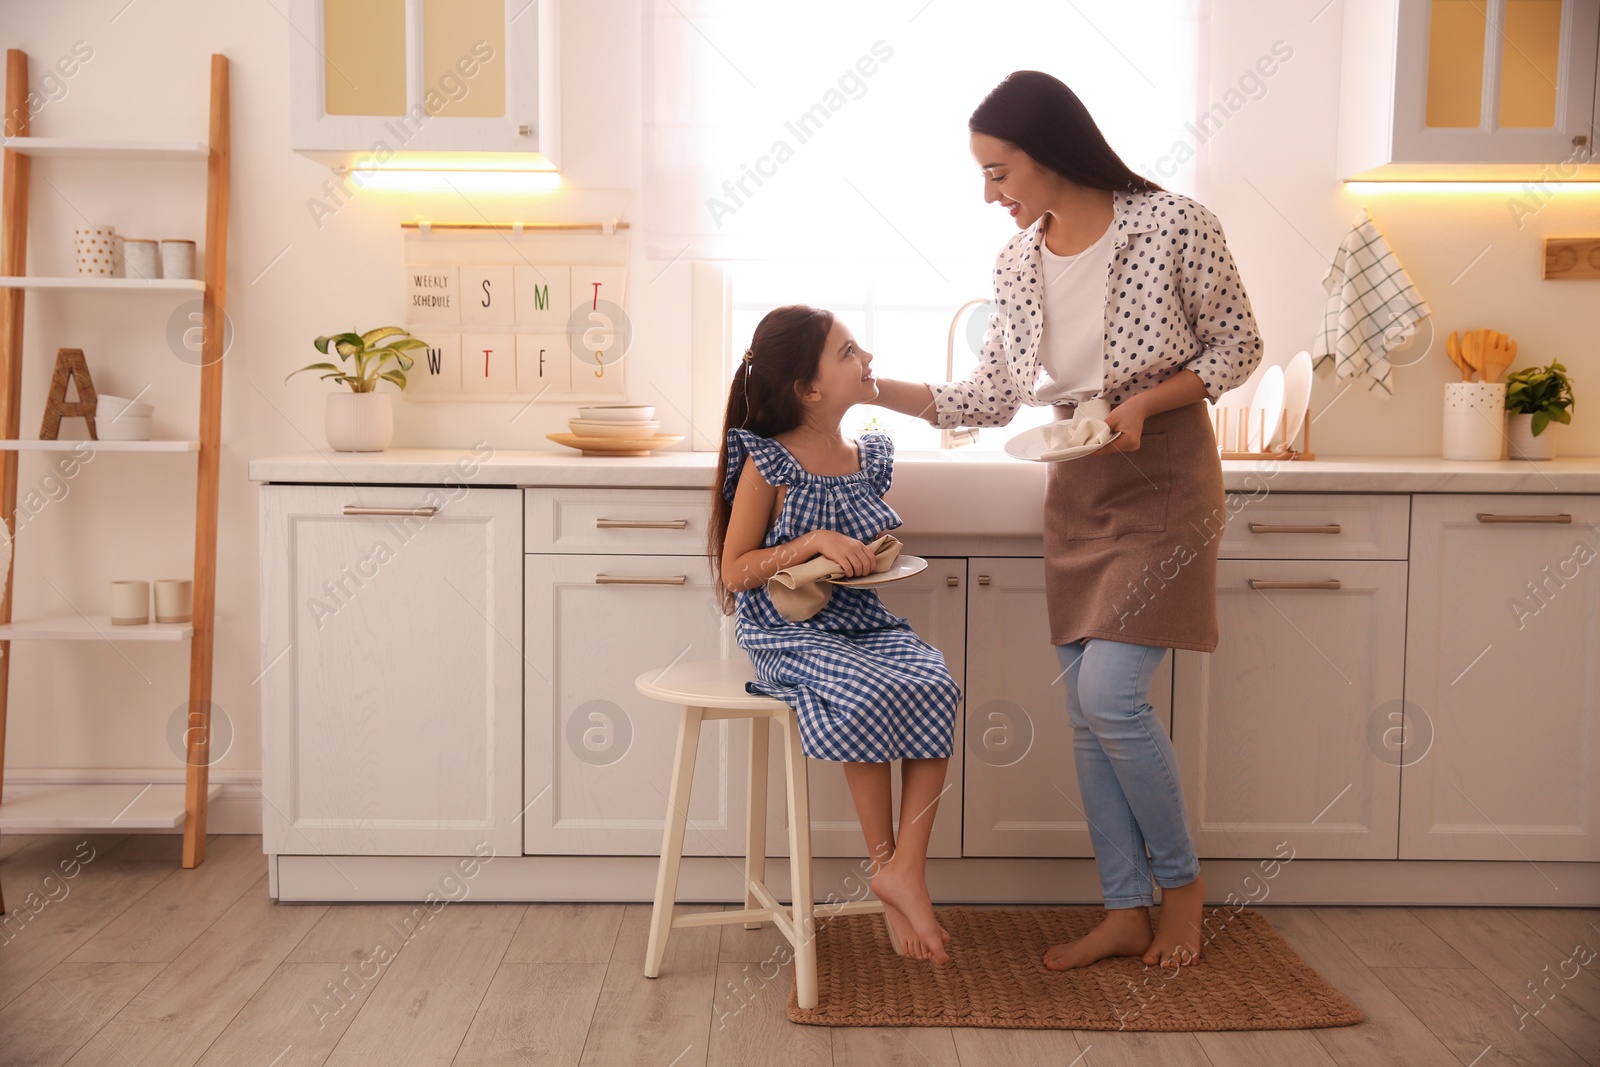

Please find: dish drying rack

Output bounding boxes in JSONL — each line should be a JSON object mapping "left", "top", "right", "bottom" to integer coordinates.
{"left": 1212, "top": 404, "right": 1316, "bottom": 461}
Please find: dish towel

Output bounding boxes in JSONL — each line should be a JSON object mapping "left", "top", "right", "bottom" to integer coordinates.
{"left": 1313, "top": 209, "right": 1429, "bottom": 397}
{"left": 1041, "top": 397, "right": 1114, "bottom": 460}
{"left": 766, "top": 534, "right": 901, "bottom": 622}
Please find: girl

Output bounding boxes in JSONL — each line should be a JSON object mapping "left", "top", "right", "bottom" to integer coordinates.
{"left": 875, "top": 71, "right": 1262, "bottom": 970}
{"left": 709, "top": 304, "right": 961, "bottom": 964}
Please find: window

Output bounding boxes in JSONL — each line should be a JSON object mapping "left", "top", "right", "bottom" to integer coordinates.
{"left": 645, "top": 0, "right": 1207, "bottom": 447}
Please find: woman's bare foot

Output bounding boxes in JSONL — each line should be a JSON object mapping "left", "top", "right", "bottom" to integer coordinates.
{"left": 1043, "top": 907, "right": 1153, "bottom": 971}
{"left": 1144, "top": 874, "right": 1205, "bottom": 968}
{"left": 872, "top": 861, "right": 950, "bottom": 964}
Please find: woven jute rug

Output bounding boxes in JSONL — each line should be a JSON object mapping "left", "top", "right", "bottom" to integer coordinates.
{"left": 787, "top": 906, "right": 1364, "bottom": 1031}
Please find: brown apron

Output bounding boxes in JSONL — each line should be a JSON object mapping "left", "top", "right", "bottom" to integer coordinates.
{"left": 1043, "top": 399, "right": 1223, "bottom": 652}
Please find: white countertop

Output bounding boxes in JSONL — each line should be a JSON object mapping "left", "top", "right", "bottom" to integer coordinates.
{"left": 248, "top": 447, "right": 1600, "bottom": 494}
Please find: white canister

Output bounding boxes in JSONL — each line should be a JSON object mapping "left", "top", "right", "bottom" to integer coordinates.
{"left": 74, "top": 224, "right": 116, "bottom": 276}
{"left": 154, "top": 578, "right": 193, "bottom": 623}
{"left": 160, "top": 239, "right": 196, "bottom": 279}
{"left": 110, "top": 580, "right": 150, "bottom": 625}
{"left": 1442, "top": 382, "right": 1507, "bottom": 461}
{"left": 122, "top": 238, "right": 160, "bottom": 281}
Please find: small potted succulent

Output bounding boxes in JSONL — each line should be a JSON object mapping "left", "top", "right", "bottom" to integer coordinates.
{"left": 288, "top": 327, "right": 426, "bottom": 452}
{"left": 1503, "top": 360, "right": 1575, "bottom": 461}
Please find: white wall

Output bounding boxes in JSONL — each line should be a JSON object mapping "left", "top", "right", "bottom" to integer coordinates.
{"left": 2, "top": 0, "right": 1597, "bottom": 782}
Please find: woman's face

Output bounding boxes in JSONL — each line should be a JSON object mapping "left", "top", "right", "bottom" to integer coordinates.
{"left": 970, "top": 131, "right": 1060, "bottom": 230}
{"left": 805, "top": 320, "right": 877, "bottom": 408}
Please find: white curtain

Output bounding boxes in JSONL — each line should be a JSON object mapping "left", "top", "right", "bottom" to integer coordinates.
{"left": 641, "top": 0, "right": 1209, "bottom": 265}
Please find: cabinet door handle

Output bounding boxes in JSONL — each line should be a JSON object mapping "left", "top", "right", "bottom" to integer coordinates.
{"left": 594, "top": 574, "right": 689, "bottom": 585}
{"left": 342, "top": 505, "right": 439, "bottom": 517}
{"left": 977, "top": 575, "right": 991, "bottom": 585}
{"left": 1248, "top": 523, "right": 1341, "bottom": 535}
{"left": 1475, "top": 513, "right": 1573, "bottom": 524}
{"left": 594, "top": 518, "right": 690, "bottom": 530}
{"left": 946, "top": 576, "right": 960, "bottom": 587}
{"left": 1247, "top": 578, "right": 1342, "bottom": 591}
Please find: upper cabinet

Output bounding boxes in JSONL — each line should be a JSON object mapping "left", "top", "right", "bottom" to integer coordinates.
{"left": 290, "top": 0, "right": 559, "bottom": 169}
{"left": 1338, "top": 0, "right": 1600, "bottom": 180}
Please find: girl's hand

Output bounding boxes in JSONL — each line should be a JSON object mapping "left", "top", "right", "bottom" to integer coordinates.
{"left": 1095, "top": 396, "right": 1148, "bottom": 454}
{"left": 809, "top": 531, "right": 876, "bottom": 577}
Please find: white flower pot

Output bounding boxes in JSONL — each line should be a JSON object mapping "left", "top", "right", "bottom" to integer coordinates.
{"left": 1507, "top": 412, "right": 1558, "bottom": 460}
{"left": 325, "top": 391, "right": 393, "bottom": 452}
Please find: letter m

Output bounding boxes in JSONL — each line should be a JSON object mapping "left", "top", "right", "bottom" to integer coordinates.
{"left": 534, "top": 284, "right": 550, "bottom": 311}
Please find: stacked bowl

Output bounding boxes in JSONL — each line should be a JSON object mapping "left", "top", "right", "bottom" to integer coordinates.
{"left": 551, "top": 405, "right": 681, "bottom": 456}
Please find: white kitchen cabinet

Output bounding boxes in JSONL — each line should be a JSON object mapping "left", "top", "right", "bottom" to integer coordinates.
{"left": 761, "top": 558, "right": 968, "bottom": 859}
{"left": 962, "top": 558, "right": 1174, "bottom": 857}
{"left": 1401, "top": 494, "right": 1600, "bottom": 861}
{"left": 289, "top": 0, "right": 559, "bottom": 166}
{"left": 523, "top": 554, "right": 738, "bottom": 855}
{"left": 1338, "top": 0, "right": 1600, "bottom": 179}
{"left": 260, "top": 485, "right": 523, "bottom": 856}
{"left": 1173, "top": 560, "right": 1408, "bottom": 859}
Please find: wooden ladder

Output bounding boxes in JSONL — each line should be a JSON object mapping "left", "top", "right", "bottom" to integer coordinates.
{"left": 0, "top": 51, "right": 231, "bottom": 904}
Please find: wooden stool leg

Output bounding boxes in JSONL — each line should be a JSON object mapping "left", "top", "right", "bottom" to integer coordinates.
{"left": 781, "top": 708, "right": 818, "bottom": 1010}
{"left": 645, "top": 705, "right": 703, "bottom": 979}
{"left": 744, "top": 714, "right": 769, "bottom": 930}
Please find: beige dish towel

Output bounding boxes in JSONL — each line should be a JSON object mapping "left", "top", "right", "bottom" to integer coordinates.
{"left": 767, "top": 534, "right": 902, "bottom": 622}
{"left": 1040, "top": 397, "right": 1113, "bottom": 459}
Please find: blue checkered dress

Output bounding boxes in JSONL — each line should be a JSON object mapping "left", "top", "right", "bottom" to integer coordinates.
{"left": 724, "top": 428, "right": 960, "bottom": 763}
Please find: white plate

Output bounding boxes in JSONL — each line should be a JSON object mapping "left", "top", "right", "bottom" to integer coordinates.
{"left": 568, "top": 418, "right": 661, "bottom": 438}
{"left": 822, "top": 554, "right": 928, "bottom": 587}
{"left": 1248, "top": 364, "right": 1285, "bottom": 451}
{"left": 1004, "top": 424, "right": 1121, "bottom": 463}
{"left": 577, "top": 405, "right": 656, "bottom": 422}
{"left": 1281, "top": 351, "right": 1314, "bottom": 450}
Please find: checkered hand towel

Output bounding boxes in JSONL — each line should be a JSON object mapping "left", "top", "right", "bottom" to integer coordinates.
{"left": 1312, "top": 209, "right": 1429, "bottom": 396}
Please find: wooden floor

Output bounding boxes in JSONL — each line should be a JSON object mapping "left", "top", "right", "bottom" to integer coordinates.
{"left": 0, "top": 834, "right": 1596, "bottom": 1066}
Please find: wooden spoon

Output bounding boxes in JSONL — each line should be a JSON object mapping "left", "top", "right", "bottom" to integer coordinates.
{"left": 1446, "top": 331, "right": 1471, "bottom": 381}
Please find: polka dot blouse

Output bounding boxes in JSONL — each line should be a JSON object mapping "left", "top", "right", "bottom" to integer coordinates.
{"left": 929, "top": 190, "right": 1263, "bottom": 428}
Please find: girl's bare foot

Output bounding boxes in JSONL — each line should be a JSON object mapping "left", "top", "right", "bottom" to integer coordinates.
{"left": 1043, "top": 907, "right": 1153, "bottom": 971}
{"left": 1144, "top": 874, "right": 1205, "bottom": 968}
{"left": 872, "top": 862, "right": 950, "bottom": 964}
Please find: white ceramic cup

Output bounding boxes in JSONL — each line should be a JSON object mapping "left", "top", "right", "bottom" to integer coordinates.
{"left": 122, "top": 238, "right": 160, "bottom": 281}
{"left": 160, "top": 239, "right": 196, "bottom": 279}
{"left": 110, "top": 580, "right": 150, "bottom": 625}
{"left": 74, "top": 224, "right": 116, "bottom": 276}
{"left": 154, "top": 579, "right": 193, "bottom": 623}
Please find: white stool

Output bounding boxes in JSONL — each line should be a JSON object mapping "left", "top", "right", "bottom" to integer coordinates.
{"left": 635, "top": 658, "right": 883, "bottom": 1010}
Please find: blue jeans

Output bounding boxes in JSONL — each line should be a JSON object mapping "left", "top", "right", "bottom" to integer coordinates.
{"left": 1057, "top": 639, "right": 1200, "bottom": 909}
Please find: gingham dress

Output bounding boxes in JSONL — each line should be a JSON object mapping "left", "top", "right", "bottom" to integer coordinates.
{"left": 724, "top": 428, "right": 960, "bottom": 763}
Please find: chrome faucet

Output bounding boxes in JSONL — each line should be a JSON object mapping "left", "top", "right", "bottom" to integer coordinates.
{"left": 941, "top": 299, "right": 989, "bottom": 449}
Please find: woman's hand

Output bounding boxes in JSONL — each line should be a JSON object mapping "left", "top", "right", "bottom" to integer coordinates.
{"left": 1094, "top": 395, "right": 1149, "bottom": 454}
{"left": 807, "top": 531, "right": 876, "bottom": 577}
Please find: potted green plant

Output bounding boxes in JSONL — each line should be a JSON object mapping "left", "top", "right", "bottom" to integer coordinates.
{"left": 287, "top": 327, "right": 426, "bottom": 452}
{"left": 1503, "top": 360, "right": 1575, "bottom": 461}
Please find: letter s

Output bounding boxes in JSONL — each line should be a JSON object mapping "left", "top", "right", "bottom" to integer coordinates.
{"left": 1271, "top": 39, "right": 1293, "bottom": 62}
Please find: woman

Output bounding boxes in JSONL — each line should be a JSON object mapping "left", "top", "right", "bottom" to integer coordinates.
{"left": 874, "top": 71, "right": 1261, "bottom": 970}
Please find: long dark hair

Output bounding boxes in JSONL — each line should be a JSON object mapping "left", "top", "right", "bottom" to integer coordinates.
{"left": 708, "top": 304, "right": 835, "bottom": 613}
{"left": 969, "top": 71, "right": 1162, "bottom": 194}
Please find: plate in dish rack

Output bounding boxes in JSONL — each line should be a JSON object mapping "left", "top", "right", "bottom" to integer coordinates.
{"left": 547, "top": 432, "right": 683, "bottom": 457}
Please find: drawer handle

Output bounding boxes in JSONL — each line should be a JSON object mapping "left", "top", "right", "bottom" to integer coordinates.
{"left": 1475, "top": 513, "right": 1573, "bottom": 524}
{"left": 343, "top": 506, "right": 439, "bottom": 517}
{"left": 1248, "top": 523, "right": 1342, "bottom": 535}
{"left": 595, "top": 574, "right": 689, "bottom": 585}
{"left": 1248, "top": 579, "right": 1342, "bottom": 591}
{"left": 595, "top": 518, "right": 690, "bottom": 530}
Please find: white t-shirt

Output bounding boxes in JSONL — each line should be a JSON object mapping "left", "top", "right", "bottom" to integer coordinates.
{"left": 1034, "top": 219, "right": 1115, "bottom": 405}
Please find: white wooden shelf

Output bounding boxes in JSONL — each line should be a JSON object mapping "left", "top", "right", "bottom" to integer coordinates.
{"left": 0, "top": 616, "right": 193, "bottom": 641}
{"left": 0, "top": 276, "right": 204, "bottom": 291}
{"left": 1, "top": 137, "right": 209, "bottom": 160}
{"left": 0, "top": 439, "right": 199, "bottom": 452}
{"left": 0, "top": 782, "right": 223, "bottom": 831}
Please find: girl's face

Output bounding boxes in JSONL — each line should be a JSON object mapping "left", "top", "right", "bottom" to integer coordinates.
{"left": 804, "top": 320, "right": 876, "bottom": 409}
{"left": 970, "top": 131, "right": 1061, "bottom": 230}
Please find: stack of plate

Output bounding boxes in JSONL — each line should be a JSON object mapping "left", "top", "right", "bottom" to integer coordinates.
{"left": 549, "top": 405, "right": 683, "bottom": 456}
